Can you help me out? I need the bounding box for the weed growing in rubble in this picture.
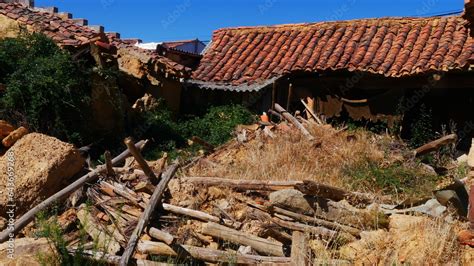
[344,160,439,196]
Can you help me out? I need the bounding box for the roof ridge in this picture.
[212,15,464,34]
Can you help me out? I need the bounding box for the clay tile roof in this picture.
[0,2,102,47]
[191,16,474,91]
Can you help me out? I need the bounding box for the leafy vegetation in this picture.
[344,160,440,196]
[0,33,94,144]
[407,103,435,148]
[134,104,256,160]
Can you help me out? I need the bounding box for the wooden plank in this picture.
[201,222,284,257]
[184,176,302,191]
[291,231,308,266]
[119,164,179,266]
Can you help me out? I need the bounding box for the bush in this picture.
[0,33,93,144]
[179,105,256,146]
[132,104,256,160]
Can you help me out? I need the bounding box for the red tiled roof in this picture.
[192,16,474,90]
[0,2,102,47]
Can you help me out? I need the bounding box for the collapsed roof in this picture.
[0,1,191,79]
[190,16,474,91]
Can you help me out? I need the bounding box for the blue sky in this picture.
[36,0,464,42]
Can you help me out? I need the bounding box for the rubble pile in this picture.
[0,105,473,265]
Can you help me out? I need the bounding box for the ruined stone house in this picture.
[186,14,474,143]
[0,0,192,134]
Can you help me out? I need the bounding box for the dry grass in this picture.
[186,122,472,264]
[188,123,438,199]
[337,214,466,265]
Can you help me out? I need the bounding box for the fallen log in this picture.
[0,140,147,243]
[137,241,291,264]
[274,103,315,141]
[119,164,179,266]
[148,227,174,245]
[184,176,302,191]
[295,180,372,205]
[272,206,361,236]
[201,222,285,256]
[162,203,220,223]
[272,217,356,244]
[414,134,457,157]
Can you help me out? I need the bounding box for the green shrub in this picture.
[408,104,434,148]
[0,33,93,144]
[344,160,439,196]
[179,104,256,146]
[133,104,255,160]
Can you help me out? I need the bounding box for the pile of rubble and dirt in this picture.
[0,105,473,265]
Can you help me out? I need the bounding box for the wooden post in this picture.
[272,81,277,110]
[0,140,147,243]
[286,83,293,111]
[119,164,179,266]
[124,137,158,182]
[291,231,308,266]
[274,103,314,141]
[470,185,474,230]
[104,150,115,176]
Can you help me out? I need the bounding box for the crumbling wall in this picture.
[0,14,21,39]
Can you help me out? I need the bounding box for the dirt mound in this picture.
[0,133,84,216]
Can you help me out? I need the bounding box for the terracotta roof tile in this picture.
[192,16,474,89]
[0,3,101,47]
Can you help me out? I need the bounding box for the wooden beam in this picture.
[274,103,314,141]
[272,206,361,236]
[291,231,308,266]
[136,241,291,264]
[414,134,457,157]
[286,83,293,111]
[300,99,323,124]
[119,164,179,266]
[148,227,174,245]
[201,222,285,257]
[184,176,302,191]
[295,180,372,205]
[124,137,158,182]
